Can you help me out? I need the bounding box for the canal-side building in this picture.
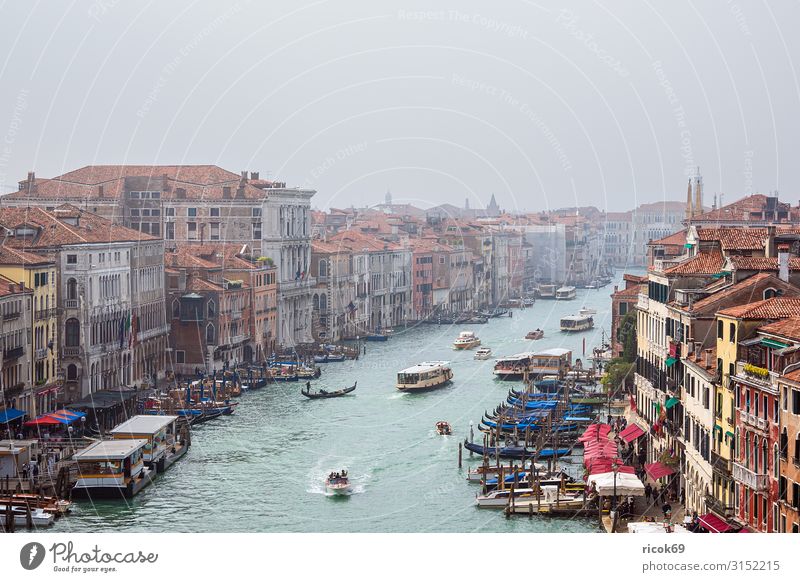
[778,363,800,533]
[610,274,645,359]
[0,276,33,413]
[0,246,59,416]
[0,206,167,401]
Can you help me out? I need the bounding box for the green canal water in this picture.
[52,275,634,533]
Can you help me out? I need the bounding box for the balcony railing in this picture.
[62,346,81,357]
[35,348,48,360]
[740,411,768,431]
[64,299,79,309]
[705,494,733,517]
[732,461,769,491]
[34,308,57,321]
[3,312,20,321]
[3,346,24,360]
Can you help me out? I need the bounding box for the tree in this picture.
[602,358,635,397]
[617,310,637,363]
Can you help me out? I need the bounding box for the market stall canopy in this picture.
[47,409,86,424]
[618,423,645,443]
[0,408,26,424]
[645,462,675,480]
[585,458,635,475]
[23,416,61,427]
[69,390,137,410]
[579,423,611,442]
[697,513,732,533]
[587,470,646,496]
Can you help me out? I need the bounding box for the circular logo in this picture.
[19,542,46,570]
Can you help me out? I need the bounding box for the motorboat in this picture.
[0,504,55,527]
[579,307,597,316]
[505,485,587,514]
[453,331,481,350]
[474,347,493,360]
[560,314,594,332]
[436,421,452,435]
[555,286,577,300]
[525,329,544,340]
[325,471,351,496]
[396,361,453,392]
[537,284,556,299]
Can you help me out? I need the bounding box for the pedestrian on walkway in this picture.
[645,483,652,502]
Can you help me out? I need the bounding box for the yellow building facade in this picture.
[0,246,59,416]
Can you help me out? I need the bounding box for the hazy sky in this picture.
[0,1,798,213]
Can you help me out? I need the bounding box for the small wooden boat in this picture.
[436,421,452,435]
[525,329,544,340]
[301,382,356,399]
[296,365,321,379]
[453,330,481,350]
[474,347,493,360]
[325,471,351,496]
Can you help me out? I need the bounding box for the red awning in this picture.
[619,423,645,443]
[585,459,635,474]
[645,462,675,480]
[23,416,61,427]
[697,513,732,533]
[579,423,611,442]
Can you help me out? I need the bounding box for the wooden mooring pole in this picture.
[458,442,463,468]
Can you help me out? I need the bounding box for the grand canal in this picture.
[52,277,633,533]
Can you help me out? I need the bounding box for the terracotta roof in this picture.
[612,285,640,299]
[0,245,52,266]
[649,229,687,247]
[717,297,800,319]
[664,251,725,275]
[692,194,795,223]
[2,165,286,202]
[328,230,401,252]
[757,317,800,342]
[685,345,717,373]
[729,256,800,271]
[186,278,223,292]
[0,205,157,247]
[781,368,800,383]
[696,227,768,250]
[0,274,32,298]
[689,273,797,313]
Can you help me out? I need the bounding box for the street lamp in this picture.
[611,457,620,511]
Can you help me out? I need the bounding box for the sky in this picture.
[0,0,798,213]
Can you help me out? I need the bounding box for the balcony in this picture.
[740,411,768,431]
[732,461,769,491]
[735,362,778,393]
[3,346,24,360]
[229,334,248,346]
[62,346,81,357]
[35,348,48,360]
[34,308,57,321]
[705,493,733,518]
[64,299,79,309]
[637,293,649,310]
[3,311,20,321]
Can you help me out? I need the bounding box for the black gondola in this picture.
[301,382,357,399]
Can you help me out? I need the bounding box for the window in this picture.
[793,389,800,415]
[206,324,215,344]
[165,207,175,217]
[66,364,77,380]
[729,322,736,342]
[252,222,262,239]
[188,222,198,240]
[188,208,197,217]
[207,299,216,317]
[65,318,80,347]
[176,350,185,364]
[67,278,77,300]
[717,320,723,339]
[141,209,151,217]
[619,302,628,316]
[166,222,175,240]
[210,223,220,241]
[150,223,160,236]
[67,254,77,264]
[211,208,220,217]
[252,208,262,217]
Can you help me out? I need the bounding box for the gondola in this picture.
[463,439,570,459]
[301,382,357,399]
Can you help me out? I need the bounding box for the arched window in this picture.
[207,299,216,317]
[762,440,768,475]
[206,323,215,345]
[312,294,320,310]
[66,364,77,380]
[764,288,778,300]
[172,299,180,319]
[319,259,328,277]
[774,444,779,478]
[319,294,327,311]
[65,318,80,347]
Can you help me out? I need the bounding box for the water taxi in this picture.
[453,331,481,350]
[72,439,154,499]
[0,504,55,527]
[325,470,351,496]
[579,307,597,316]
[555,286,577,300]
[494,349,573,380]
[560,314,594,332]
[436,421,452,435]
[396,361,453,392]
[505,485,587,514]
[525,329,544,340]
[474,347,493,360]
[109,415,187,473]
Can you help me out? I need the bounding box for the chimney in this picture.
[766,226,777,257]
[98,185,104,197]
[176,187,186,199]
[779,247,790,282]
[704,348,712,369]
[240,170,248,183]
[694,341,702,357]
[251,171,259,181]
[222,186,232,199]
